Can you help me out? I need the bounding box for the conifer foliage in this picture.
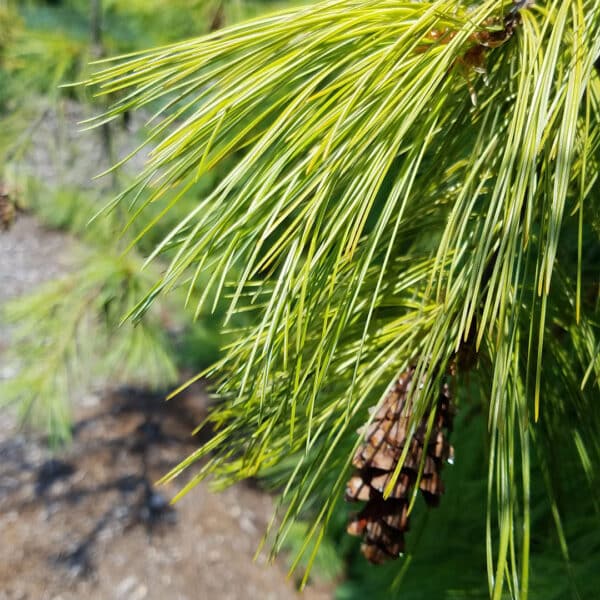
[81,0,600,596]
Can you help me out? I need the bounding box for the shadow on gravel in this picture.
[0,384,207,579]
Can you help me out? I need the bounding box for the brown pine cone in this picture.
[345,366,454,563]
[0,185,17,231]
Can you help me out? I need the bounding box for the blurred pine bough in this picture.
[1,247,180,442]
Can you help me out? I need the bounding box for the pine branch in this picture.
[79,0,600,596]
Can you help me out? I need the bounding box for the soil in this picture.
[0,217,333,599]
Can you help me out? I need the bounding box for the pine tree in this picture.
[80,0,600,597]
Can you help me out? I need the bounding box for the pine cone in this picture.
[345,366,454,563]
[0,186,16,231]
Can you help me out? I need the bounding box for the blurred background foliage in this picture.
[1,0,247,441]
[1,1,599,598]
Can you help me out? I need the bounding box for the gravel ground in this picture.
[0,216,75,303]
[0,217,333,598]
